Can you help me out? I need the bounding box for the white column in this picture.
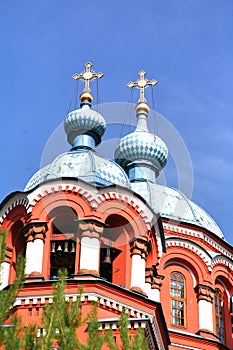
[195,284,215,332]
[0,262,10,290]
[0,247,12,289]
[130,239,148,294]
[79,236,100,272]
[23,222,47,276]
[147,285,160,302]
[131,254,146,291]
[198,299,214,331]
[25,240,34,275]
[79,221,103,274]
[32,238,44,274]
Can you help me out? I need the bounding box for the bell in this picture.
[64,241,69,253]
[51,242,56,253]
[71,242,75,253]
[103,248,111,264]
[56,244,62,253]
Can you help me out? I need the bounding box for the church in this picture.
[0,62,233,349]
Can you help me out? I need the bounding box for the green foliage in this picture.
[0,229,25,346]
[0,235,150,350]
[36,270,149,350]
[109,308,149,350]
[3,317,21,350]
[40,269,86,350]
[118,308,131,350]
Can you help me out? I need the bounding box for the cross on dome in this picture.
[127,70,157,102]
[72,62,103,92]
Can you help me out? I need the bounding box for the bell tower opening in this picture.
[10,220,25,282]
[100,215,132,287]
[49,206,78,279]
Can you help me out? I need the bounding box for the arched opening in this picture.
[49,206,78,279]
[10,220,25,281]
[100,215,132,287]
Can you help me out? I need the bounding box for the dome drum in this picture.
[127,160,158,183]
[70,132,99,150]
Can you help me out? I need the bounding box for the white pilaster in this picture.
[79,236,100,272]
[130,254,146,292]
[25,241,34,275]
[33,239,44,274]
[146,284,160,302]
[22,221,47,276]
[195,284,215,332]
[0,262,10,290]
[198,299,214,331]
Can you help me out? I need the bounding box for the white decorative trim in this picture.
[97,318,148,331]
[13,292,150,319]
[26,181,154,231]
[212,255,233,271]
[27,183,95,208]
[151,318,164,350]
[171,343,204,350]
[165,238,212,271]
[0,195,29,224]
[163,223,233,262]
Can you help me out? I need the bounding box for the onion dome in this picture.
[114,70,168,182]
[64,62,106,149]
[24,62,130,190]
[64,99,106,149]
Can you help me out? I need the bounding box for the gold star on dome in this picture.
[127,70,157,102]
[72,62,103,92]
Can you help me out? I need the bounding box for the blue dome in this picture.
[131,181,224,239]
[114,129,168,172]
[24,149,130,191]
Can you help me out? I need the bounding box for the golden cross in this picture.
[127,70,157,102]
[72,62,103,92]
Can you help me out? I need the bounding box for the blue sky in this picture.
[1,0,233,244]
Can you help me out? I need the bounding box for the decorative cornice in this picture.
[0,195,29,223]
[165,237,233,273]
[130,238,149,259]
[26,182,153,231]
[79,221,104,239]
[21,221,48,242]
[145,265,164,290]
[13,292,151,320]
[165,238,212,271]
[194,284,215,303]
[211,255,233,271]
[163,223,233,261]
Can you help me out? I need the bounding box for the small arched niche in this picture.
[48,206,78,279]
[100,214,133,288]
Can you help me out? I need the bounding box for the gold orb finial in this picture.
[135,101,150,115]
